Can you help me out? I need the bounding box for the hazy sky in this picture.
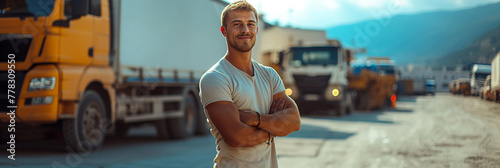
[225,0,500,29]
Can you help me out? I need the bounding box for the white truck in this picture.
[257,28,352,116]
[470,64,492,96]
[492,52,500,102]
[278,44,353,116]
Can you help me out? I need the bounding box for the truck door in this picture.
[89,0,110,66]
[59,0,94,65]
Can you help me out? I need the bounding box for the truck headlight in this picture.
[286,88,293,96]
[28,77,55,91]
[332,89,340,97]
[325,86,343,100]
[286,86,299,99]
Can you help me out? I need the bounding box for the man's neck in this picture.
[225,49,254,76]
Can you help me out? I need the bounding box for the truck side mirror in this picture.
[72,0,89,19]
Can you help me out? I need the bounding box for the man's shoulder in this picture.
[201,60,230,84]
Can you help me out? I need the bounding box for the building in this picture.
[399,65,470,92]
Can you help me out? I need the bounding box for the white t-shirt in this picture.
[199,58,285,168]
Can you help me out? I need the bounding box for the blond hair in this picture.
[221,1,259,28]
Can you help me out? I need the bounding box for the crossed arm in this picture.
[205,91,301,147]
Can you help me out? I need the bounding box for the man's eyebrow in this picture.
[231,20,256,23]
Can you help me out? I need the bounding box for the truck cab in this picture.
[0,0,216,152]
[279,45,351,116]
[471,64,492,96]
[426,79,436,95]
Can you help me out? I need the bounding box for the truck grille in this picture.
[0,34,32,63]
[0,72,26,112]
[293,75,331,94]
[476,79,486,88]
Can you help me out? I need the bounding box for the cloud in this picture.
[347,0,389,9]
[229,0,500,28]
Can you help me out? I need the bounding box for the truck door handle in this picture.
[88,47,94,57]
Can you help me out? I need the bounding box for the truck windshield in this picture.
[474,73,489,79]
[378,65,395,75]
[290,47,338,66]
[0,0,55,17]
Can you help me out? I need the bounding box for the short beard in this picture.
[228,35,255,52]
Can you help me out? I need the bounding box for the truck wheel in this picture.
[345,92,354,115]
[63,90,107,153]
[167,96,197,139]
[334,101,346,117]
[356,91,370,111]
[114,122,130,138]
[195,99,210,135]
[495,92,499,103]
[155,120,170,139]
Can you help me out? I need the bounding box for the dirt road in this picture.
[277,93,500,168]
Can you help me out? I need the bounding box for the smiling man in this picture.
[199,1,301,168]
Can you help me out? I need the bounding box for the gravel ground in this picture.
[276,93,500,168]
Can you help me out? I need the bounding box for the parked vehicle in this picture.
[458,78,471,96]
[479,75,493,101]
[412,78,427,95]
[347,57,397,111]
[470,64,491,96]
[492,52,500,102]
[396,79,414,95]
[271,44,353,116]
[0,0,227,151]
[425,79,436,95]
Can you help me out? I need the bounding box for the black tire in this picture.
[195,97,210,135]
[167,96,197,139]
[333,101,346,117]
[355,91,370,111]
[63,90,107,153]
[155,120,170,139]
[345,91,355,115]
[114,122,130,138]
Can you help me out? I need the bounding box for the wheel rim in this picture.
[82,101,104,145]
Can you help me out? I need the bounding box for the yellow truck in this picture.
[0,0,227,152]
[346,56,397,111]
[453,78,471,96]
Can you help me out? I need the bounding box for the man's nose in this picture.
[241,25,250,33]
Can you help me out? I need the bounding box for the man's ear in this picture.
[257,27,259,34]
[221,26,226,37]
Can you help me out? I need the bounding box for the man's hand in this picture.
[270,99,286,114]
[238,92,300,137]
[239,110,259,127]
[239,98,286,127]
[206,101,273,147]
[258,91,301,137]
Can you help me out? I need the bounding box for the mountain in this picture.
[326,2,500,66]
[435,25,500,68]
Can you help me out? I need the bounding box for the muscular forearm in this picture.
[225,123,273,147]
[259,108,301,136]
[239,107,300,136]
